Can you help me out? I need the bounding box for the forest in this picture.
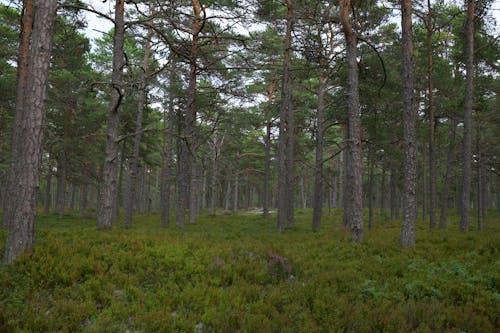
[0,0,499,331]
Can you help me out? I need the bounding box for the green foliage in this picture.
[0,211,498,332]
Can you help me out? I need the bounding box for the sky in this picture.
[80,0,500,43]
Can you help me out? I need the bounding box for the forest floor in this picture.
[0,209,499,332]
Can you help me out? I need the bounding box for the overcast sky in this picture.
[81,0,500,42]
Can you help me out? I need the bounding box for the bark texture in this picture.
[263,85,273,219]
[439,117,457,228]
[401,0,417,247]
[312,66,326,232]
[177,0,202,227]
[460,0,474,232]
[3,0,34,228]
[97,0,125,229]
[4,0,58,264]
[426,0,437,230]
[340,0,363,242]
[277,0,294,232]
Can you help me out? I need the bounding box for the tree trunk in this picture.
[401,0,417,248]
[421,140,427,220]
[368,144,375,231]
[124,20,153,226]
[277,0,294,231]
[97,0,125,229]
[476,126,483,230]
[4,0,57,264]
[460,0,474,232]
[263,84,273,219]
[189,159,198,223]
[439,117,457,229]
[161,88,175,227]
[2,0,34,229]
[380,161,387,219]
[426,0,437,229]
[69,184,76,210]
[177,0,202,227]
[55,158,66,218]
[79,184,88,215]
[44,159,53,215]
[340,0,363,242]
[233,172,239,211]
[210,141,218,216]
[224,178,231,211]
[312,64,326,232]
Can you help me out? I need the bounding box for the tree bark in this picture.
[390,162,398,219]
[44,159,53,215]
[97,0,125,229]
[4,0,57,264]
[401,0,417,248]
[263,84,273,219]
[210,140,218,216]
[368,144,375,231]
[161,84,175,227]
[340,0,363,242]
[189,159,198,223]
[312,64,326,232]
[124,19,153,226]
[426,0,437,230]
[233,172,239,211]
[460,0,474,232]
[3,0,34,228]
[439,117,457,229]
[380,160,387,219]
[177,0,202,227]
[55,158,66,218]
[277,0,294,231]
[79,184,88,215]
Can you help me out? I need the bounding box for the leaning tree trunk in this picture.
[2,0,34,229]
[97,0,125,229]
[4,0,57,264]
[401,0,417,248]
[460,0,474,232]
[277,0,294,231]
[340,0,363,242]
[312,63,326,232]
[124,20,153,226]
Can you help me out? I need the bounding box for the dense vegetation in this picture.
[1,210,499,332]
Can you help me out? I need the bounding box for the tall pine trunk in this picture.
[401,0,417,247]
[426,0,437,229]
[312,63,326,232]
[44,158,53,215]
[277,0,294,231]
[460,0,474,232]
[263,85,273,219]
[97,0,125,229]
[124,19,153,226]
[4,0,57,264]
[55,158,66,218]
[340,0,363,242]
[439,117,457,228]
[3,0,34,229]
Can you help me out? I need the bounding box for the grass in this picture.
[0,209,499,332]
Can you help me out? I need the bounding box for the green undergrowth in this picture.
[0,209,499,332]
